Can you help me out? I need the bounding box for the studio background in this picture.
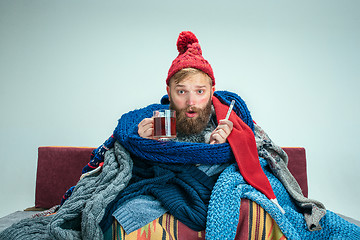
[1,0,359,221]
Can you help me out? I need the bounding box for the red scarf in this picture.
[212,96,276,201]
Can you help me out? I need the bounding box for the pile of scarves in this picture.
[1,90,359,240]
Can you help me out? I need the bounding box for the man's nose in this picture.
[187,92,196,106]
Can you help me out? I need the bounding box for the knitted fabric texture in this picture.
[60,91,249,205]
[62,90,325,231]
[1,91,357,239]
[110,111,222,234]
[0,142,133,240]
[112,195,167,234]
[212,96,276,201]
[205,159,360,240]
[113,90,278,213]
[254,123,326,231]
[113,91,253,166]
[82,134,116,174]
[100,157,216,232]
[166,31,215,85]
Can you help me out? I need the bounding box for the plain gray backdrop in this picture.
[0,0,359,221]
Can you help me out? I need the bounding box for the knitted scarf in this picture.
[113,92,240,165]
[0,142,133,240]
[206,159,360,240]
[83,91,254,168]
[113,90,277,205]
[99,156,216,232]
[2,91,359,240]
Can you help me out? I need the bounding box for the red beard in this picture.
[170,98,212,135]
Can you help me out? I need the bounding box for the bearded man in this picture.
[2,31,359,240]
[138,67,233,144]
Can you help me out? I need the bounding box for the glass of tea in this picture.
[153,109,176,140]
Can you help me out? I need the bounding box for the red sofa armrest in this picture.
[35,146,95,208]
[34,146,308,209]
[282,147,308,197]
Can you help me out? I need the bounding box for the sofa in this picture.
[34,146,309,209]
[1,146,358,233]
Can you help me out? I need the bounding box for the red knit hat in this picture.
[166,31,215,86]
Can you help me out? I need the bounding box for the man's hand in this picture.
[138,118,154,139]
[209,119,233,144]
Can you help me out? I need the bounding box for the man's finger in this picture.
[139,118,153,128]
[214,128,226,139]
[210,132,222,144]
[217,120,233,135]
[138,118,154,138]
[143,127,154,138]
[218,119,233,129]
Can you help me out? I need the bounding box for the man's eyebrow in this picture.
[174,85,207,88]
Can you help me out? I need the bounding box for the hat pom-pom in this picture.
[177,31,199,54]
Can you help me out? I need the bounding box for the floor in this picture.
[1,210,359,234]
[0,211,38,233]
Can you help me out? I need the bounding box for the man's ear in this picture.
[166,85,171,101]
[211,86,215,96]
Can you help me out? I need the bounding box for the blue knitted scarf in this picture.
[99,156,216,232]
[92,90,255,232]
[112,90,253,164]
[70,90,360,239]
[206,159,360,240]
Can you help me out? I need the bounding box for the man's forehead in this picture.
[170,73,212,88]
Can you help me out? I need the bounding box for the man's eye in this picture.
[198,90,204,94]
[178,90,185,94]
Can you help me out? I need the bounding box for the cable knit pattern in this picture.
[2,91,358,240]
[99,158,216,232]
[0,142,132,240]
[60,91,253,206]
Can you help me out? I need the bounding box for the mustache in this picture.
[184,106,200,113]
[169,98,212,135]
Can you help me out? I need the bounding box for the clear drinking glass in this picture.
[153,109,176,140]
